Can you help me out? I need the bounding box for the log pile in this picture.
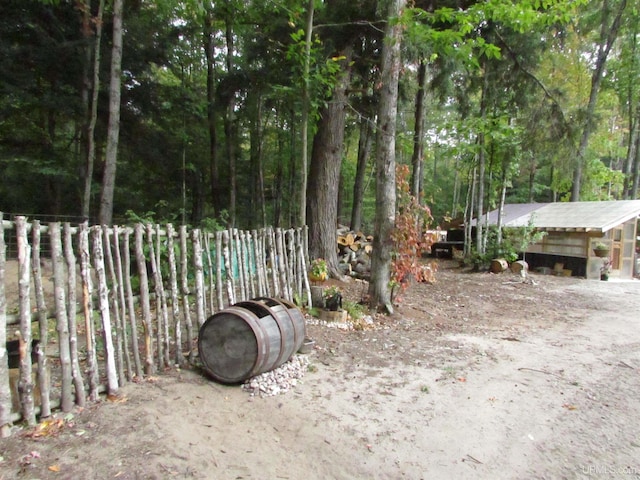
[336,227,373,279]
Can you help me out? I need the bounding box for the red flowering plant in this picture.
[390,165,438,302]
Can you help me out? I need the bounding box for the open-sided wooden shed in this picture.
[477,200,640,280]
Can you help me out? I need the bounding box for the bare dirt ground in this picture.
[2,260,640,480]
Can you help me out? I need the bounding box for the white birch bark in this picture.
[64,223,86,407]
[234,229,246,301]
[15,218,35,424]
[215,231,224,309]
[79,223,100,401]
[102,225,125,383]
[112,226,132,379]
[50,223,74,412]
[166,224,183,367]
[91,227,119,395]
[0,213,10,436]
[179,226,195,363]
[222,230,235,305]
[31,221,51,418]
[191,229,206,326]
[123,229,143,378]
[134,224,154,375]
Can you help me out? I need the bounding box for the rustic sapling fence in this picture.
[0,215,311,434]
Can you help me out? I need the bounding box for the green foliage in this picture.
[322,285,342,301]
[470,218,547,269]
[506,218,548,257]
[284,8,345,121]
[0,0,634,235]
[342,299,365,321]
[201,213,228,233]
[310,258,328,278]
[469,227,515,269]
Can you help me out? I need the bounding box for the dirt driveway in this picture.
[1,261,640,479]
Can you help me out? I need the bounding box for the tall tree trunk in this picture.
[99,0,123,225]
[623,108,639,198]
[307,51,352,278]
[350,115,374,232]
[632,131,640,198]
[451,154,461,218]
[622,22,639,199]
[288,107,297,227]
[190,170,204,224]
[274,113,286,228]
[80,1,91,217]
[249,92,266,229]
[475,60,489,255]
[571,0,627,201]
[224,9,237,227]
[299,0,314,228]
[203,4,221,217]
[368,0,405,313]
[411,59,427,199]
[81,0,104,221]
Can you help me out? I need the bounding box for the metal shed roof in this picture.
[476,200,640,232]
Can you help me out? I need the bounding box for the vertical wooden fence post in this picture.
[91,227,119,396]
[112,226,133,380]
[215,231,224,309]
[267,227,279,298]
[203,232,215,316]
[298,230,312,307]
[243,231,256,299]
[16,217,36,424]
[146,224,167,371]
[234,229,247,301]
[50,223,74,412]
[222,230,235,305]
[64,223,86,407]
[79,223,100,401]
[252,230,263,297]
[191,229,206,327]
[0,213,10,437]
[122,229,143,378]
[275,228,289,300]
[166,224,183,367]
[155,224,171,369]
[134,224,154,375]
[31,220,51,418]
[179,226,195,363]
[102,225,126,384]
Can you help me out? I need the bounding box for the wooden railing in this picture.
[0,215,310,432]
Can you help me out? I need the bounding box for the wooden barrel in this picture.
[198,297,306,384]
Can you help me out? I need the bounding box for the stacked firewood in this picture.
[336,226,373,278]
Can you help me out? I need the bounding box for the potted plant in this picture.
[309,258,328,282]
[600,258,612,281]
[593,242,610,258]
[323,285,343,311]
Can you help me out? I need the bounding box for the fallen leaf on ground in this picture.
[107,394,128,403]
[24,419,65,438]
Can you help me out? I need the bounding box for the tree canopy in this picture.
[1,0,637,253]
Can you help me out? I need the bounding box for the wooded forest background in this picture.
[1,0,639,248]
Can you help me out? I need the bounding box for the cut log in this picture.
[510,260,528,275]
[490,258,509,273]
